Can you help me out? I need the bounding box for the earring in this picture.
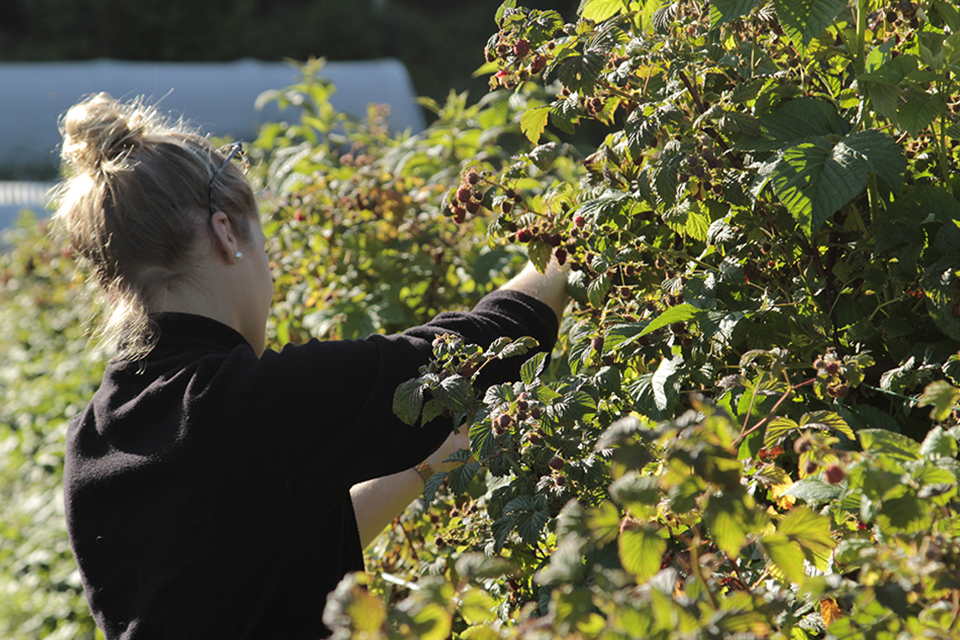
[234,251,243,261]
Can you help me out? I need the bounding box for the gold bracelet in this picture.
[414,461,434,484]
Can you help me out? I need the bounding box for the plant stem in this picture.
[734,378,817,446]
[855,0,867,76]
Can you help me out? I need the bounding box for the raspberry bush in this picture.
[254,1,960,639]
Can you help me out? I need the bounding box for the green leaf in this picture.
[837,129,906,192]
[710,0,759,27]
[639,303,703,337]
[503,494,551,544]
[410,602,452,640]
[499,336,539,359]
[651,354,683,412]
[773,0,845,51]
[761,534,807,585]
[772,137,868,236]
[778,506,835,560]
[495,0,517,24]
[800,410,855,441]
[618,525,666,582]
[587,272,611,308]
[917,380,960,422]
[556,50,606,94]
[586,500,622,545]
[455,552,517,580]
[527,239,553,272]
[434,374,474,412]
[763,416,800,450]
[750,97,850,149]
[578,0,628,21]
[785,478,843,503]
[898,93,947,136]
[859,428,921,461]
[521,352,548,385]
[702,489,754,557]
[394,378,426,426]
[521,106,551,145]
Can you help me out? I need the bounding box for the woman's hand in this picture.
[421,423,470,476]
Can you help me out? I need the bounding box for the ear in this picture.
[208,211,243,264]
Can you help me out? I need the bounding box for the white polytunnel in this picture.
[0,58,425,231]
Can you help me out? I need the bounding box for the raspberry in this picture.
[546,233,562,247]
[500,200,514,214]
[531,55,547,74]
[513,39,530,58]
[824,464,846,484]
[457,187,472,203]
[466,171,481,185]
[554,248,567,266]
[530,406,542,420]
[793,435,812,455]
[294,209,304,222]
[517,396,529,411]
[454,209,466,224]
[451,205,467,220]
[496,413,513,432]
[549,456,565,471]
[803,459,819,476]
[591,335,604,353]
[554,475,567,487]
[485,46,496,63]
[824,361,840,375]
[574,214,585,228]
[528,432,542,445]
[466,200,481,214]
[516,228,533,243]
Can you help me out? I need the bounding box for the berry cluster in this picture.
[483,7,556,90]
[814,352,849,398]
[446,169,485,224]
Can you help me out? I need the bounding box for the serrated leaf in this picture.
[785,478,843,503]
[837,129,906,191]
[772,136,868,236]
[410,601,452,640]
[579,0,628,21]
[762,534,807,585]
[710,0,760,27]
[859,428,920,461]
[917,380,960,422]
[521,352,548,385]
[800,410,855,441]
[504,494,551,544]
[639,303,703,337]
[773,0,845,51]
[521,106,551,145]
[394,378,426,426]
[651,355,683,412]
[586,500,622,545]
[434,374,474,412]
[449,460,481,493]
[898,93,947,136]
[529,142,559,170]
[495,0,517,24]
[499,336,539,359]
[619,525,666,582]
[422,470,448,505]
[764,417,800,450]
[556,50,605,94]
[587,272,611,308]
[778,506,835,559]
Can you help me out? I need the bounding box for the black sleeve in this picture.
[243,290,558,490]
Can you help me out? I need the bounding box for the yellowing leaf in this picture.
[761,533,807,585]
[520,106,551,145]
[820,597,844,628]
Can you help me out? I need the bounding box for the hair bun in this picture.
[60,92,152,173]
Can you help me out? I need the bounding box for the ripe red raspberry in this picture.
[456,187,472,203]
[513,39,530,58]
[466,201,481,214]
[824,464,846,484]
[546,233,562,247]
[554,248,567,266]
[531,55,547,74]
[549,456,565,471]
[824,361,840,375]
[574,215,585,228]
[454,209,466,224]
[294,209,304,222]
[516,228,533,243]
[466,171,481,185]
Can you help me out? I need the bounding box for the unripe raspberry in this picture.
[485,46,496,63]
[549,456,565,471]
[466,200,481,214]
[531,55,547,74]
[793,435,812,455]
[466,171,481,185]
[500,200,514,214]
[528,431,542,445]
[824,464,846,484]
[591,335,604,353]
[457,187,472,203]
[803,459,819,476]
[495,413,513,433]
[554,475,566,487]
[530,406,542,420]
[517,396,529,411]
[513,39,530,58]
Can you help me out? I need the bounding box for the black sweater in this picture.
[63,290,558,640]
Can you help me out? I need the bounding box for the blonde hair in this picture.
[52,92,257,360]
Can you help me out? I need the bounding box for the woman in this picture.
[55,92,566,639]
